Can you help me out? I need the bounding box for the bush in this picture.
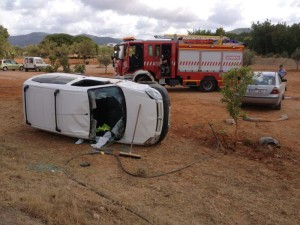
[243,49,254,66]
[43,65,59,73]
[74,64,85,74]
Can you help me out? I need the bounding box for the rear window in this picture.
[253,74,275,85]
[32,75,76,84]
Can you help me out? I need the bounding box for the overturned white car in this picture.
[23,73,170,145]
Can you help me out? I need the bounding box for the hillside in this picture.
[228,28,251,34]
[8,32,121,47]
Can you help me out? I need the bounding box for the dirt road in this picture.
[0,62,299,225]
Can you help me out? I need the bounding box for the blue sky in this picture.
[1,0,299,39]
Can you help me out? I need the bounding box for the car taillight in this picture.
[270,87,280,94]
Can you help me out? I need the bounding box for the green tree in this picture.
[0,25,9,39]
[23,45,40,56]
[42,33,73,47]
[0,25,10,58]
[97,55,112,73]
[72,39,97,63]
[220,67,253,147]
[243,49,255,66]
[291,48,300,71]
[215,27,226,36]
[187,28,213,36]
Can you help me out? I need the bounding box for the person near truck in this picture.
[278,64,287,80]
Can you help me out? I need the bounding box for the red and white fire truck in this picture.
[113,34,245,92]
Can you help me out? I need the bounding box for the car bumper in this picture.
[242,96,281,105]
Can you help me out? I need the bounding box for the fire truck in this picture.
[113,34,245,92]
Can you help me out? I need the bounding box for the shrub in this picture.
[73,64,85,74]
[243,49,254,66]
[220,67,254,147]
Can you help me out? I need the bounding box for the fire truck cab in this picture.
[114,35,244,92]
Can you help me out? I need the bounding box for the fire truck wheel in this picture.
[199,79,216,92]
[147,83,170,144]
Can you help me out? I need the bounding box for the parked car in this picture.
[23,73,170,145]
[0,59,24,71]
[242,71,286,110]
[23,57,51,72]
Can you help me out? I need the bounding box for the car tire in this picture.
[3,66,8,71]
[274,101,281,110]
[19,66,24,71]
[35,67,40,72]
[147,83,170,144]
[199,79,216,92]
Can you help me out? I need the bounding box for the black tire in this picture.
[274,101,281,110]
[19,66,24,71]
[147,83,170,145]
[25,69,28,72]
[35,67,40,72]
[199,79,216,92]
[3,66,8,71]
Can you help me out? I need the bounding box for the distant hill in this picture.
[228,28,251,34]
[8,32,122,47]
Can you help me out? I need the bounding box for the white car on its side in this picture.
[23,73,170,145]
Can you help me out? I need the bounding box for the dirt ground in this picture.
[0,59,299,225]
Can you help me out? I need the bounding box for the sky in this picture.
[1,0,300,39]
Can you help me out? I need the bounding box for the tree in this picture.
[97,55,112,73]
[187,28,213,36]
[0,25,10,58]
[291,48,300,71]
[243,49,255,66]
[216,27,226,36]
[42,33,73,47]
[220,67,253,147]
[0,25,9,39]
[72,39,97,63]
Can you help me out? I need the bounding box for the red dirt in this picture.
[0,60,299,225]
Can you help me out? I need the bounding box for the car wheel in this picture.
[3,66,8,71]
[19,66,24,71]
[147,83,170,144]
[199,79,216,92]
[35,67,40,72]
[25,69,28,72]
[274,101,281,110]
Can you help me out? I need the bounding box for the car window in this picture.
[253,74,275,85]
[32,75,77,84]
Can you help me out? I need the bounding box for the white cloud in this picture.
[0,0,299,39]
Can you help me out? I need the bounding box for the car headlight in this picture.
[145,88,162,100]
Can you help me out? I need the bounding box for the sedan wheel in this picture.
[3,66,8,71]
[274,101,281,110]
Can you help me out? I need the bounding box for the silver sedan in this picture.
[242,71,286,110]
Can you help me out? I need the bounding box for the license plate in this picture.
[248,89,265,94]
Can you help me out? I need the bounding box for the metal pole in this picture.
[130,104,141,152]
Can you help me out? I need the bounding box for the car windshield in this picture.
[88,86,126,139]
[253,73,276,85]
